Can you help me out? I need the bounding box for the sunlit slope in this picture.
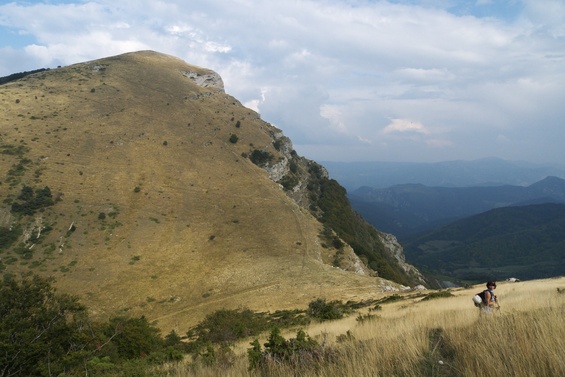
[0,51,394,330]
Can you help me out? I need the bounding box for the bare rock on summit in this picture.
[180,70,225,91]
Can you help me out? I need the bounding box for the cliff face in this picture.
[379,233,424,280]
[253,131,425,286]
[180,70,225,91]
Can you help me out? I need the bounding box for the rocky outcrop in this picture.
[181,70,224,91]
[335,244,376,276]
[379,232,426,284]
[256,127,425,286]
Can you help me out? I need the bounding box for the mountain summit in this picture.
[0,51,421,331]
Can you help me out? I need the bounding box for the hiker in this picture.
[480,281,498,314]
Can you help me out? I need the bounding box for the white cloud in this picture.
[357,136,372,145]
[522,0,565,36]
[203,41,231,53]
[0,0,564,164]
[320,105,349,134]
[383,119,430,135]
[395,68,455,82]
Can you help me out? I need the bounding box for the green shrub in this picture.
[248,327,319,370]
[187,308,267,349]
[14,245,33,260]
[11,185,54,215]
[147,346,184,364]
[103,316,163,360]
[164,330,182,347]
[307,298,345,321]
[279,174,299,190]
[332,237,344,249]
[0,225,21,250]
[0,274,191,376]
[421,291,454,301]
[247,339,263,370]
[289,160,298,173]
[269,309,310,328]
[333,248,344,267]
[0,275,87,376]
[263,327,289,360]
[1,144,28,156]
[229,134,239,143]
[108,210,120,218]
[6,162,29,181]
[273,139,283,151]
[86,356,116,374]
[249,149,273,167]
[200,342,216,366]
[376,294,403,304]
[18,185,34,201]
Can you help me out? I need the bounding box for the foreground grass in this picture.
[162,277,565,377]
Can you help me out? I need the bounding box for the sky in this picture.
[1,0,564,164]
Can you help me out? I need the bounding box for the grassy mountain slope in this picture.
[0,51,419,331]
[403,203,565,283]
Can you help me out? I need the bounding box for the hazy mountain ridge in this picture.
[349,176,565,239]
[0,51,422,331]
[323,158,565,191]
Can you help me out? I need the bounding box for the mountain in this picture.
[0,51,422,332]
[402,203,565,284]
[349,176,565,239]
[323,159,565,191]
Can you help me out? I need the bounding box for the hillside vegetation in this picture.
[0,51,421,333]
[174,277,565,377]
[403,203,565,283]
[4,273,563,376]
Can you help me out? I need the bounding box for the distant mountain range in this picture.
[347,176,565,285]
[349,176,565,239]
[402,203,565,284]
[323,158,565,191]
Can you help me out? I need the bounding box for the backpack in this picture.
[472,290,488,307]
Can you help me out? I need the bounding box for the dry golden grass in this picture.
[0,51,397,333]
[165,277,565,377]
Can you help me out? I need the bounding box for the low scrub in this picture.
[249,149,273,167]
[247,327,327,371]
[5,278,564,376]
[10,185,55,215]
[307,298,349,321]
[0,275,183,377]
[166,279,565,377]
[185,307,311,355]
